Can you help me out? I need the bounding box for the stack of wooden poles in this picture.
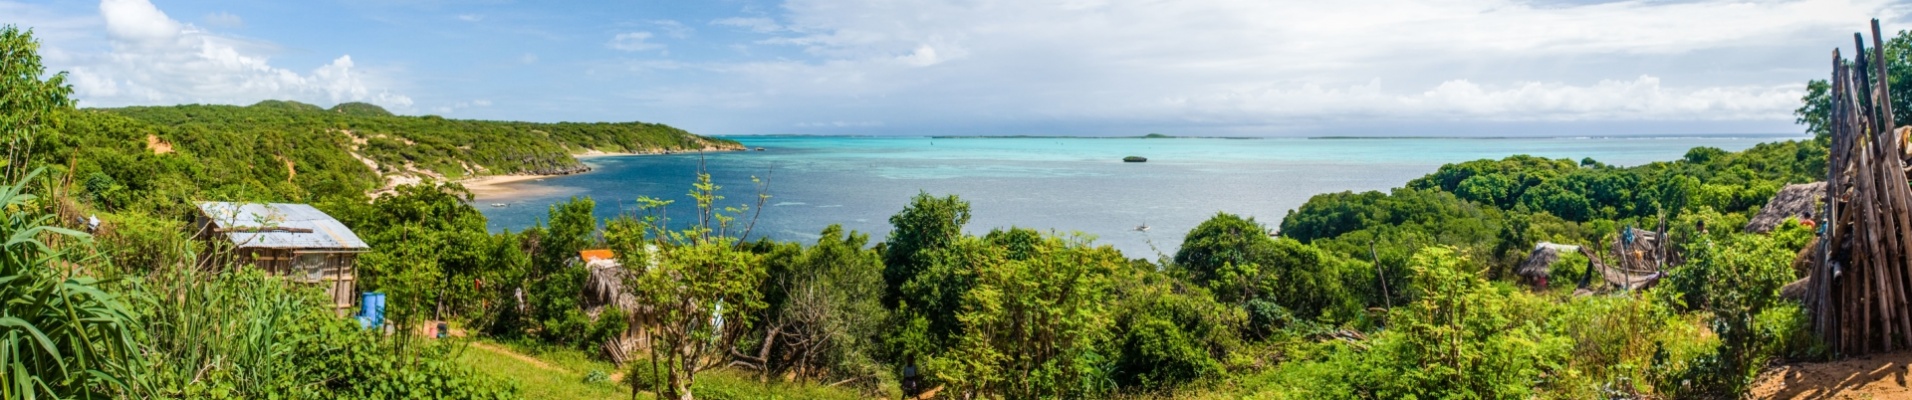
[1806,19,1912,356]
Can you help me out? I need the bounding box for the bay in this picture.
[477,135,1796,258]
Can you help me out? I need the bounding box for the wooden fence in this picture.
[1805,19,1912,355]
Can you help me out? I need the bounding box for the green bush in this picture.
[1546,249,1589,290]
[1657,233,1797,397]
[1110,281,1244,389]
[0,170,144,399]
[141,266,519,399]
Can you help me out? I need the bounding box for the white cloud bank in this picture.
[60,0,412,111]
[609,32,663,52]
[665,0,1904,132]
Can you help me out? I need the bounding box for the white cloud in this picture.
[712,17,781,33]
[649,19,693,38]
[201,11,242,29]
[519,53,538,64]
[432,99,492,114]
[457,13,483,22]
[1162,76,1803,123]
[653,0,1904,132]
[608,31,662,52]
[54,0,413,111]
[100,0,179,42]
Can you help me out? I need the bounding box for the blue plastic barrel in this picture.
[357,292,386,329]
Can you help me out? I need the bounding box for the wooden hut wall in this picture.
[234,248,360,314]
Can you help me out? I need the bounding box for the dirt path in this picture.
[1752,351,1912,399]
[467,341,567,374]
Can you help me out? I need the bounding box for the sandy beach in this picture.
[464,147,746,199]
[461,174,567,199]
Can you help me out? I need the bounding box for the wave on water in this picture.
[774,202,808,206]
[780,229,825,240]
[817,204,844,208]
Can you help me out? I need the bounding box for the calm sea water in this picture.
[477,135,1795,258]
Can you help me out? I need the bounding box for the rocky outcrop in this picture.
[524,164,591,176]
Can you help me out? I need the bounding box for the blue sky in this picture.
[3,0,1907,136]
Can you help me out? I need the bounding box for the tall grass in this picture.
[140,266,326,397]
[0,169,143,399]
[135,234,518,398]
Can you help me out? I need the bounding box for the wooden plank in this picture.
[1875,20,1897,138]
[1825,53,1848,350]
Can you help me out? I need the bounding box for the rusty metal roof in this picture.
[197,202,370,250]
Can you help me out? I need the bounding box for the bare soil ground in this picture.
[1753,351,1912,399]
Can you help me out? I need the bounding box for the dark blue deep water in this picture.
[477,135,1792,258]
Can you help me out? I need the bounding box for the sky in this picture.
[2,0,1907,136]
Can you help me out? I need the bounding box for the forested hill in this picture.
[38,100,737,214]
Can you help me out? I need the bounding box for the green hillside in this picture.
[38,100,737,214]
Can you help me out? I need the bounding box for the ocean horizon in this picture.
[476,134,1803,257]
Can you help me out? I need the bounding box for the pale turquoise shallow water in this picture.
[478,135,1797,258]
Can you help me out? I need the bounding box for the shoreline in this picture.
[574,147,747,159]
[466,147,748,199]
[461,174,567,200]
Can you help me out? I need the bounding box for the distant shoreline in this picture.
[574,146,747,159]
[462,174,567,200]
[467,148,747,199]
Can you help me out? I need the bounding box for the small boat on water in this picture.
[755,147,766,151]
[1135,222,1150,232]
[1124,156,1148,163]
[491,203,507,207]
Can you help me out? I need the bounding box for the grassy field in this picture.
[457,340,630,400]
[456,339,868,400]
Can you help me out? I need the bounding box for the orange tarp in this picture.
[579,249,615,262]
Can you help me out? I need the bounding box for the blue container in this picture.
[357,292,386,329]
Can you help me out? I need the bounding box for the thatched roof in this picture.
[582,255,637,312]
[572,249,656,366]
[1516,242,1580,281]
[1745,182,1826,233]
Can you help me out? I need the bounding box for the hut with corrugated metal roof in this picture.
[195,202,369,314]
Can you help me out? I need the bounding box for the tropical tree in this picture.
[918,229,1127,398]
[608,169,769,400]
[0,25,73,181]
[736,225,890,385]
[881,192,970,307]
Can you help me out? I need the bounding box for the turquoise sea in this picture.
[477,135,1796,258]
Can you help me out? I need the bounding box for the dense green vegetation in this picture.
[32,89,737,219]
[2,22,1885,399]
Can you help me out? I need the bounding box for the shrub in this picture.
[142,266,520,399]
[0,170,144,399]
[1656,233,1797,397]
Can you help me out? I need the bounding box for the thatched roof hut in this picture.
[1516,242,1580,286]
[1745,182,1826,233]
[580,250,637,313]
[575,248,658,365]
